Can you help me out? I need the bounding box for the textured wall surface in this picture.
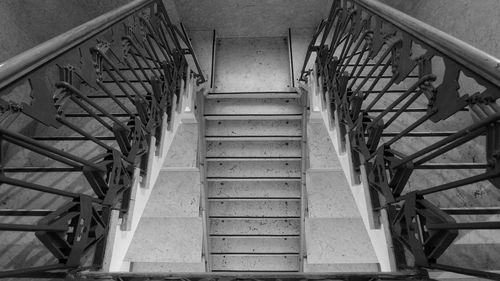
[174,0,332,37]
[379,0,500,58]
[0,0,136,62]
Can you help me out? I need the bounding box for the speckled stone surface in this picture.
[209,199,300,217]
[305,217,378,264]
[306,170,362,218]
[307,121,341,169]
[163,123,198,168]
[206,119,301,136]
[142,170,201,217]
[207,160,301,178]
[207,140,301,158]
[205,98,302,115]
[304,258,379,272]
[208,180,301,198]
[211,237,300,253]
[213,37,291,92]
[131,261,205,272]
[211,254,299,271]
[210,218,300,235]
[125,217,203,263]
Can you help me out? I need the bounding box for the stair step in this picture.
[205,120,301,137]
[211,254,300,272]
[207,177,301,182]
[206,157,301,161]
[208,199,300,217]
[211,237,300,254]
[207,160,301,178]
[205,136,302,141]
[208,181,300,198]
[205,98,301,115]
[206,92,300,99]
[204,114,302,120]
[206,140,301,158]
[210,218,300,235]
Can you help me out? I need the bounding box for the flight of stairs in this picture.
[204,92,304,272]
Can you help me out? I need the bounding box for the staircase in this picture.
[204,92,304,272]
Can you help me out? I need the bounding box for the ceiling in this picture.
[173,0,332,37]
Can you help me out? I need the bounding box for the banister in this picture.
[301,0,500,279]
[0,0,206,90]
[353,0,500,88]
[0,0,155,89]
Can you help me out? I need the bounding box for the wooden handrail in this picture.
[354,0,500,88]
[0,0,155,89]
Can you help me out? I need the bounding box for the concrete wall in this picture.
[0,0,136,62]
[378,0,500,58]
[175,0,331,37]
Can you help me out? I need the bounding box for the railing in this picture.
[300,0,500,280]
[0,0,204,278]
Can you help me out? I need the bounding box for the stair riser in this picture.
[208,181,300,198]
[211,255,299,271]
[207,141,301,158]
[207,160,301,178]
[210,219,300,235]
[206,120,301,136]
[210,237,300,253]
[209,200,300,217]
[205,98,301,115]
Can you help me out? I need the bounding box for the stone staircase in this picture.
[204,92,303,272]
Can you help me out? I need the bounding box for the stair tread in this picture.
[206,157,301,161]
[205,114,302,121]
[211,254,300,271]
[210,218,300,235]
[207,160,301,178]
[208,181,301,198]
[211,236,300,254]
[209,200,300,217]
[205,97,301,116]
[206,120,302,137]
[206,140,301,158]
[207,92,300,99]
[206,136,302,141]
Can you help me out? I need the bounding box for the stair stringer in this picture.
[101,75,206,272]
[300,70,397,272]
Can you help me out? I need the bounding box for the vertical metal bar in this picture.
[210,29,217,89]
[288,28,295,88]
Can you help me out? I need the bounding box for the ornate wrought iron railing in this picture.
[300,0,500,280]
[0,0,204,278]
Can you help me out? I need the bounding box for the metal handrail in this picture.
[0,0,205,89]
[354,0,500,89]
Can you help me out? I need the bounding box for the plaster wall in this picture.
[175,0,331,38]
[378,0,500,59]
